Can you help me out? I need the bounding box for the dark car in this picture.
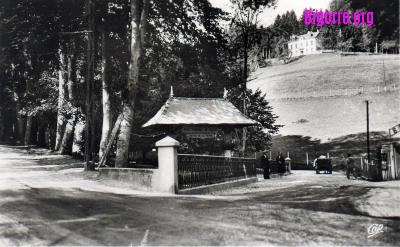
[315,158,332,174]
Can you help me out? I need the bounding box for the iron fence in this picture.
[178,154,257,189]
[256,160,279,175]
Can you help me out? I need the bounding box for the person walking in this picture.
[276,152,285,179]
[346,153,357,179]
[261,151,270,179]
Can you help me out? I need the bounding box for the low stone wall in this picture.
[98,137,262,194]
[99,168,159,192]
[177,177,258,195]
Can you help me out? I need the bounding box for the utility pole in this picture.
[84,0,95,171]
[241,31,248,157]
[383,58,386,91]
[365,100,370,164]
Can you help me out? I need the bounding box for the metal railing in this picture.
[256,160,279,175]
[177,154,257,189]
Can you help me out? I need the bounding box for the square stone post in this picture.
[285,157,291,174]
[156,136,180,194]
[223,131,233,157]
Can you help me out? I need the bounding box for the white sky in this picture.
[209,0,331,27]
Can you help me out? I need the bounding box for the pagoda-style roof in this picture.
[142,97,258,127]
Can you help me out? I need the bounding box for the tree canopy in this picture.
[0,0,281,159]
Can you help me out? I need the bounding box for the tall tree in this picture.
[99,28,112,158]
[228,87,279,153]
[54,0,84,152]
[59,36,80,154]
[97,1,129,159]
[55,47,67,150]
[229,0,277,155]
[115,0,150,167]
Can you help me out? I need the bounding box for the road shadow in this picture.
[1,184,399,246]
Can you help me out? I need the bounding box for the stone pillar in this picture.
[285,157,292,174]
[156,136,180,194]
[223,132,233,157]
[224,150,232,158]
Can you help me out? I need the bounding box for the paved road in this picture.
[0,145,399,246]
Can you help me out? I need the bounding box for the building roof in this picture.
[142,97,258,127]
[289,31,320,42]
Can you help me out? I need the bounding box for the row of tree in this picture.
[0,0,280,167]
[260,0,399,60]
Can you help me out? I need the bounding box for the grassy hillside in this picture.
[248,54,400,98]
[248,54,400,163]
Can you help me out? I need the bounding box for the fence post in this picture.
[156,136,180,194]
[306,152,309,166]
[360,157,363,172]
[285,157,291,174]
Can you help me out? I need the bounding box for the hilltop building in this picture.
[288,30,323,57]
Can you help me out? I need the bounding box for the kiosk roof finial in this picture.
[223,87,228,99]
[170,85,174,98]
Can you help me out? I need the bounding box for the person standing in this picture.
[276,152,285,179]
[261,151,270,179]
[346,153,357,179]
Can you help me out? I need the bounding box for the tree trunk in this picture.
[59,118,76,154]
[242,32,248,156]
[15,101,24,144]
[37,116,47,148]
[55,49,66,151]
[116,105,134,167]
[0,111,2,138]
[60,41,78,154]
[67,53,76,102]
[2,110,14,140]
[45,124,54,150]
[11,57,25,144]
[30,117,38,146]
[23,77,32,146]
[19,41,33,146]
[84,0,96,170]
[24,116,32,145]
[72,118,85,157]
[115,0,150,167]
[99,30,112,158]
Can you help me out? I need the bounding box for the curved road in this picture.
[0,146,399,246]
